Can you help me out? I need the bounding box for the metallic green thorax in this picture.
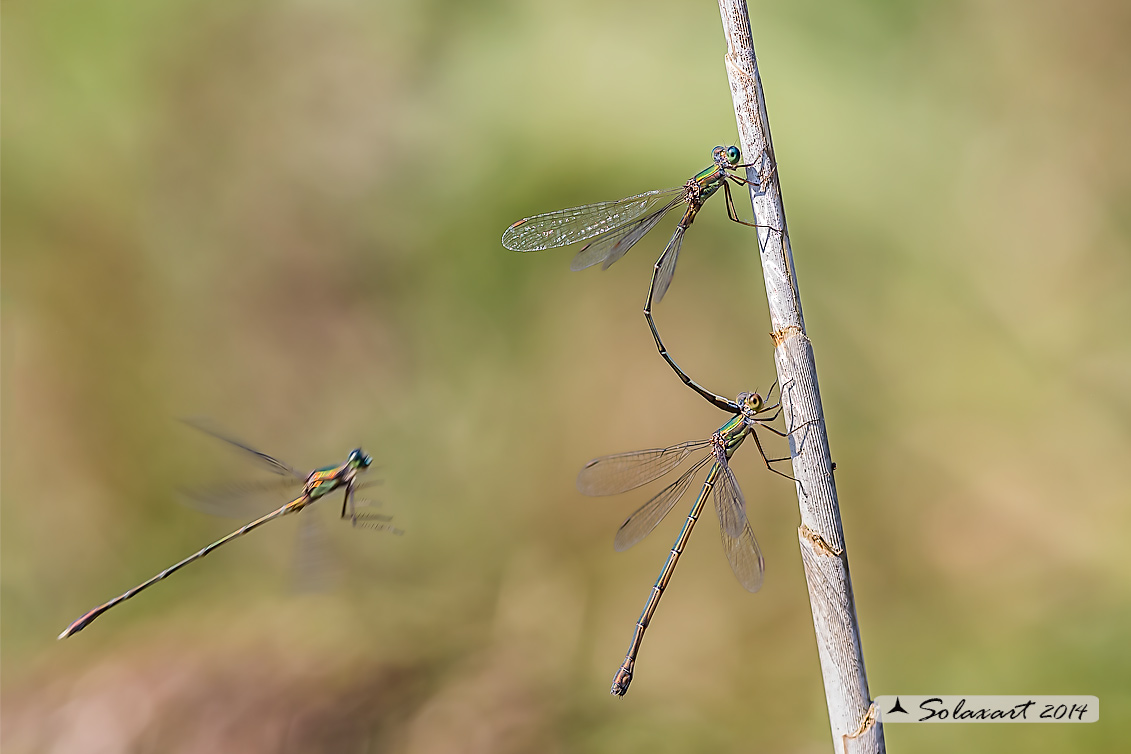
[717,412,751,458]
[692,163,728,191]
[307,448,372,501]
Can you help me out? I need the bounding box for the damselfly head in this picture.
[714,145,741,166]
[738,391,764,415]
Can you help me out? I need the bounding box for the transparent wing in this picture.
[720,518,765,593]
[571,196,684,271]
[650,224,686,304]
[577,439,712,496]
[179,477,306,518]
[181,418,304,478]
[292,511,336,593]
[713,458,764,592]
[292,490,400,593]
[614,455,712,552]
[711,455,748,539]
[502,187,685,252]
[180,478,380,519]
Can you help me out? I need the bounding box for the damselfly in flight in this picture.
[58,423,391,639]
[502,146,777,304]
[578,388,796,695]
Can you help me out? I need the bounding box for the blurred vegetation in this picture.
[3,0,1129,752]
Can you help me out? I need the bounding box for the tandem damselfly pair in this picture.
[506,144,797,696]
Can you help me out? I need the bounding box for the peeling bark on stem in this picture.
[715,2,885,752]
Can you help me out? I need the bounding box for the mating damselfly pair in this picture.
[57,422,399,639]
[504,145,798,695]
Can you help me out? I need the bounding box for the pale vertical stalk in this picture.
[715,2,885,752]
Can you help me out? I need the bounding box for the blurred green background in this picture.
[3,0,1129,751]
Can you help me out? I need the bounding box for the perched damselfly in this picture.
[578,389,796,695]
[502,146,777,304]
[57,423,391,639]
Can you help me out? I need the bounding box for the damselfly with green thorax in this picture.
[502,146,778,305]
[58,423,393,639]
[578,388,797,696]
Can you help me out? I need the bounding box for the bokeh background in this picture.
[3,0,1129,752]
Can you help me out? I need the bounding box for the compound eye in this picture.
[726,146,741,164]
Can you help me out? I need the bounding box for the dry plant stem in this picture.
[716,2,885,752]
